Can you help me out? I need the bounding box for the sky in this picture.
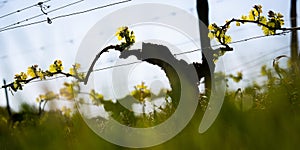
[0,0,299,111]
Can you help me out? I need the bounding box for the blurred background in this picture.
[0,1,300,149]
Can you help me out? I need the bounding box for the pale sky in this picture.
[0,0,299,111]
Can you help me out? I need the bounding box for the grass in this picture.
[1,92,299,150]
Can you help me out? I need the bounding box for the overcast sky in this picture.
[0,0,299,110]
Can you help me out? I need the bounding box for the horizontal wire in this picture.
[227,45,290,72]
[0,0,84,31]
[51,0,131,20]
[174,31,290,56]
[30,75,67,83]
[93,60,142,72]
[0,0,51,19]
[0,0,132,33]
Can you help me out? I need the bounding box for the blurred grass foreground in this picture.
[1,63,300,150]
